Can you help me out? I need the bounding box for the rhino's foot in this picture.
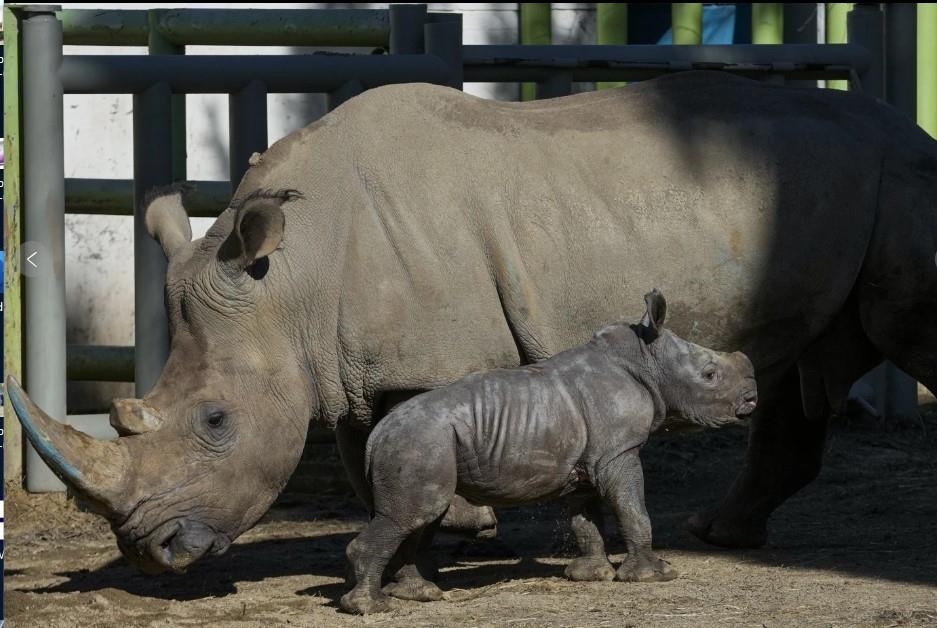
[686,510,767,549]
[383,577,444,602]
[339,588,393,615]
[440,497,498,540]
[615,553,678,583]
[564,556,616,582]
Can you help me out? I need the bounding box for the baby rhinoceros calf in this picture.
[341,289,757,614]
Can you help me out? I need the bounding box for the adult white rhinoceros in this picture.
[9,71,936,573]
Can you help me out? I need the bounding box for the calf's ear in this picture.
[144,184,193,259]
[219,189,302,271]
[638,288,667,342]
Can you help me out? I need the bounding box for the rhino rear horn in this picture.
[7,376,134,517]
[144,183,193,259]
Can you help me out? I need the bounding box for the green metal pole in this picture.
[918,3,937,138]
[597,3,628,90]
[671,3,702,45]
[148,10,186,181]
[752,3,784,44]
[3,6,25,484]
[826,3,853,90]
[520,3,551,101]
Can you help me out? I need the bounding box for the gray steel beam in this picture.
[133,82,173,396]
[58,9,391,47]
[390,4,426,54]
[328,79,364,112]
[60,54,452,94]
[848,4,885,97]
[536,72,573,99]
[784,3,821,87]
[882,3,920,418]
[425,15,463,90]
[229,80,268,190]
[21,5,68,493]
[886,3,916,118]
[463,43,870,82]
[65,178,230,217]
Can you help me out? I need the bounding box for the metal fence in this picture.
[2,3,911,490]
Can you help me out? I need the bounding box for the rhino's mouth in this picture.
[120,517,230,574]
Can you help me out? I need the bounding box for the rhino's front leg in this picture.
[564,493,615,581]
[597,450,677,583]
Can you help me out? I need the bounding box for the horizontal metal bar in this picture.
[59,9,149,46]
[58,9,391,47]
[61,53,451,94]
[67,345,134,382]
[65,178,230,217]
[463,43,870,82]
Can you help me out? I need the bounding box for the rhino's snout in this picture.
[121,519,225,575]
[736,387,758,417]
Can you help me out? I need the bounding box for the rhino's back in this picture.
[241,73,931,421]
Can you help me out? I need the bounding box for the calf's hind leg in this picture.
[341,515,410,614]
[384,518,445,602]
[564,493,615,581]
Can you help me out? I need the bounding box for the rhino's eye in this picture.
[702,365,718,382]
[206,411,225,429]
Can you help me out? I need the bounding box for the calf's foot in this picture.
[616,552,678,582]
[339,588,393,615]
[565,556,615,582]
[383,577,444,602]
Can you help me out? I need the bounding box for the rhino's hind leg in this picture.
[688,368,826,549]
[383,519,445,602]
[564,493,615,582]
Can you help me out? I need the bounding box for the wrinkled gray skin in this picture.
[11,71,937,575]
[341,290,757,614]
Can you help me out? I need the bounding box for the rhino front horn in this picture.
[7,376,133,516]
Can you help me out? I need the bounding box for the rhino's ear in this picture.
[637,289,667,343]
[144,184,193,259]
[220,189,302,271]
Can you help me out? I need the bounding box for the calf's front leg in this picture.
[596,449,678,582]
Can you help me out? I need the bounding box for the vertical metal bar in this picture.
[886,4,916,119]
[148,10,187,182]
[597,3,627,90]
[917,3,937,137]
[133,82,173,397]
[848,4,884,98]
[424,15,464,90]
[784,4,821,87]
[520,3,551,101]
[328,79,365,112]
[849,3,917,419]
[229,80,268,189]
[536,72,573,99]
[671,4,703,45]
[3,6,25,485]
[826,3,853,90]
[881,3,920,418]
[752,3,784,43]
[21,6,67,492]
[389,3,426,54]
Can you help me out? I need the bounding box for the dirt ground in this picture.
[5,400,937,627]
